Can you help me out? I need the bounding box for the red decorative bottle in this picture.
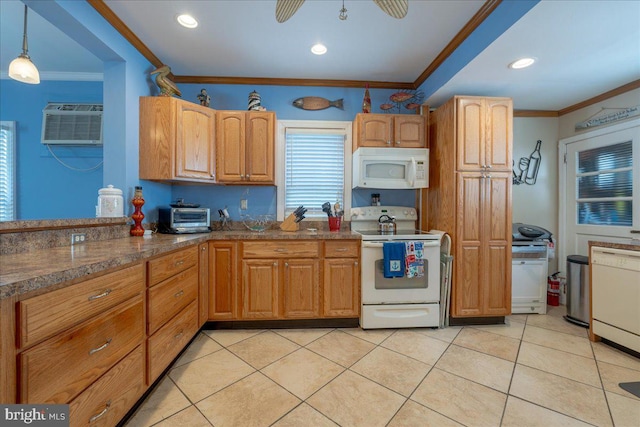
[130,186,145,236]
[362,83,371,113]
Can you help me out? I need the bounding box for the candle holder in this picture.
[130,186,145,236]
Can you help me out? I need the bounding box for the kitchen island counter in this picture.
[0,229,359,300]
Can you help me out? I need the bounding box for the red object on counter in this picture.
[130,186,145,236]
[328,216,341,232]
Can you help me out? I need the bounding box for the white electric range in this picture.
[350,206,442,329]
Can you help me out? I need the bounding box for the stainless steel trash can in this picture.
[564,255,589,327]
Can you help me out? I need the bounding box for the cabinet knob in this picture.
[273,262,277,266]
[354,261,358,266]
[285,262,288,267]
[201,246,206,251]
[386,140,391,145]
[246,174,250,179]
[395,141,400,145]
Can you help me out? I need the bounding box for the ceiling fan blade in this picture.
[373,0,408,19]
[276,0,306,23]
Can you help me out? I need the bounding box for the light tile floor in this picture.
[123,306,640,427]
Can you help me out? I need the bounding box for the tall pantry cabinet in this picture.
[423,96,513,319]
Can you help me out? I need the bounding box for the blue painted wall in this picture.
[0,79,103,219]
[4,0,538,222]
[168,83,420,221]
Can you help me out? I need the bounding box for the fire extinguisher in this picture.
[547,272,561,306]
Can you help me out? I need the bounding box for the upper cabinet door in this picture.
[216,111,246,182]
[393,115,426,148]
[139,97,216,183]
[246,112,275,183]
[357,114,393,148]
[456,97,485,171]
[485,98,512,171]
[176,103,216,180]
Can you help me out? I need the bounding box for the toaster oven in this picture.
[158,207,211,234]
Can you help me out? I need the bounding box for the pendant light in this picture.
[8,5,40,84]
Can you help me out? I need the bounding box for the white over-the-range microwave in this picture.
[352,147,429,189]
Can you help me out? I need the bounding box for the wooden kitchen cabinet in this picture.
[423,96,512,319]
[455,97,512,172]
[146,245,200,383]
[282,259,320,318]
[455,172,511,317]
[323,241,360,317]
[69,345,144,427]
[20,296,144,403]
[139,97,216,183]
[14,263,145,409]
[240,241,320,319]
[353,113,426,150]
[216,110,275,184]
[241,259,280,319]
[208,241,238,320]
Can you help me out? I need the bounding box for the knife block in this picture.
[280,213,300,232]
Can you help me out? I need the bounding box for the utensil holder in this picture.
[279,213,299,232]
[328,216,341,232]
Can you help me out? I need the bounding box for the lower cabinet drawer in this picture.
[69,346,144,427]
[147,301,198,383]
[147,265,198,334]
[19,296,144,404]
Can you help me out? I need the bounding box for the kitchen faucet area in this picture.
[1,0,639,426]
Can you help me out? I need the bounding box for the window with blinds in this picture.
[577,140,632,226]
[283,127,348,218]
[0,121,16,221]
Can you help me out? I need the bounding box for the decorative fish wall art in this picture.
[380,90,423,113]
[292,97,344,111]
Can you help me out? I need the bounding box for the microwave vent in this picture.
[41,103,103,145]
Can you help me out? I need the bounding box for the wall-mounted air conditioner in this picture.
[41,103,103,145]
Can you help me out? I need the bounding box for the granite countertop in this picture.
[589,240,640,252]
[0,229,360,300]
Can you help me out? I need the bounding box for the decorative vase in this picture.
[362,84,371,113]
[130,186,145,236]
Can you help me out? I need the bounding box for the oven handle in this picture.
[362,241,440,248]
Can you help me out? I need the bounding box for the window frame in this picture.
[276,120,352,221]
[0,121,16,222]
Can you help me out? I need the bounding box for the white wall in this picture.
[513,117,560,273]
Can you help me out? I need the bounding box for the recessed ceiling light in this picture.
[311,43,327,55]
[176,14,198,29]
[509,57,536,69]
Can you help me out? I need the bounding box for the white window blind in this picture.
[0,121,16,221]
[284,129,346,217]
[577,140,632,226]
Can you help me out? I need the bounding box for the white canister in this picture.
[96,185,124,217]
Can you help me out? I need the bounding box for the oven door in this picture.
[361,240,440,304]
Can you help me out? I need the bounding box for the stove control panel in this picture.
[351,206,416,221]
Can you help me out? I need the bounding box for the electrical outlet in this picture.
[240,199,248,210]
[71,233,86,245]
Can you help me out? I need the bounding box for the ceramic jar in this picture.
[96,185,124,217]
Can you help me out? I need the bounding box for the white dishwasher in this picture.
[591,246,640,353]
